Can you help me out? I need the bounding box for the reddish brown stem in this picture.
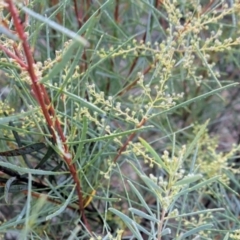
[0,44,28,69]
[73,0,82,27]
[123,0,163,93]
[158,208,166,240]
[127,32,147,77]
[13,43,23,60]
[6,0,90,231]
[114,0,120,23]
[7,2,54,134]
[113,118,147,163]
[118,64,152,96]
[50,0,62,24]
[73,0,91,28]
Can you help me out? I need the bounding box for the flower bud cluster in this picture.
[190,124,239,186]
[230,229,240,240]
[100,158,116,179]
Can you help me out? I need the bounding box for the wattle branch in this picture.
[5,0,90,231]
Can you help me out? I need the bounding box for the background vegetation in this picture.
[0,0,240,239]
